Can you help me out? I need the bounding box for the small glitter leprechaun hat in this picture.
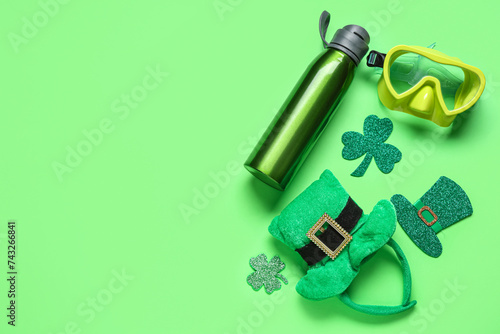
[391,176,473,258]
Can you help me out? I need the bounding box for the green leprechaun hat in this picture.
[391,176,473,258]
[268,169,416,315]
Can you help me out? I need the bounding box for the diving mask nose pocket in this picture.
[408,85,435,115]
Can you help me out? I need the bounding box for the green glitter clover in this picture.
[342,115,402,177]
[247,253,288,294]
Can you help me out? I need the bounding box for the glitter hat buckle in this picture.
[417,206,438,227]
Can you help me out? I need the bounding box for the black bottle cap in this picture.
[319,11,370,66]
[330,25,370,65]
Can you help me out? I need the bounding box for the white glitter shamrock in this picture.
[247,253,288,294]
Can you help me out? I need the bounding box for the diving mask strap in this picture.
[367,50,387,68]
[337,238,417,315]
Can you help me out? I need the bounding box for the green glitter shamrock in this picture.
[342,114,402,177]
[247,253,288,294]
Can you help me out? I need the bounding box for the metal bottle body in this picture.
[244,49,356,190]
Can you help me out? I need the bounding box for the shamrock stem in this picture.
[276,273,288,284]
[351,153,373,177]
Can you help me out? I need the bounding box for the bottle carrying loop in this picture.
[319,11,333,48]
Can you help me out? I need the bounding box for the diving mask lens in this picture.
[388,51,479,111]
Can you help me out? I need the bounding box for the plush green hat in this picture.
[269,169,416,315]
[391,176,473,258]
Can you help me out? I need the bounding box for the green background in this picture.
[1,0,498,333]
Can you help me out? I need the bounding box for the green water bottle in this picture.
[244,11,370,190]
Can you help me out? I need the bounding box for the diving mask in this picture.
[367,45,485,127]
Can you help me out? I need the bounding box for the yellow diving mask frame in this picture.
[367,45,486,127]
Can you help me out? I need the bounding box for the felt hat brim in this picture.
[391,194,442,258]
